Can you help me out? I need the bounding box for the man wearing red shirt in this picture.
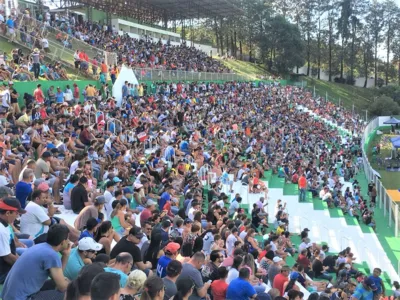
[273,265,290,296]
[140,199,157,227]
[33,84,44,104]
[298,174,307,202]
[73,83,80,104]
[296,249,311,271]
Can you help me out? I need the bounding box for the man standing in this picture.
[1,82,10,112]
[368,268,385,299]
[298,173,307,202]
[1,224,71,300]
[0,197,26,283]
[178,252,211,300]
[226,228,242,256]
[351,278,377,300]
[31,49,41,80]
[202,250,224,282]
[9,81,19,113]
[268,257,283,286]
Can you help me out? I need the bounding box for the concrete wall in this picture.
[294,66,376,88]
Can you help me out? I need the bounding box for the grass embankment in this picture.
[304,77,377,115]
[216,57,270,80]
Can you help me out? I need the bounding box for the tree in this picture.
[263,16,305,74]
[369,95,400,116]
[383,0,399,85]
[367,0,385,86]
[337,0,352,80]
[359,27,374,88]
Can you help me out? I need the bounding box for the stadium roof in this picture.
[69,0,242,22]
[146,0,243,20]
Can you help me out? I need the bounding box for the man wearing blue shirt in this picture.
[1,224,71,300]
[368,268,384,299]
[159,187,173,210]
[226,268,257,300]
[56,87,64,103]
[352,277,377,300]
[64,237,102,280]
[104,252,133,287]
[156,242,180,278]
[122,81,129,99]
[15,168,33,208]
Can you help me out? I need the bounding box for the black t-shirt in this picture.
[312,259,324,277]
[0,219,16,280]
[110,236,142,263]
[10,88,18,104]
[323,255,335,268]
[70,183,89,213]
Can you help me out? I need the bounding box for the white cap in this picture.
[273,257,283,263]
[78,237,103,251]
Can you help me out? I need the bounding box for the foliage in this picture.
[183,0,400,88]
[369,95,400,116]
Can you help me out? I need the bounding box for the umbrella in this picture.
[383,117,400,125]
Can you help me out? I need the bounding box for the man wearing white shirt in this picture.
[226,228,240,256]
[103,181,115,220]
[20,189,51,240]
[298,237,312,253]
[188,201,200,221]
[1,84,10,111]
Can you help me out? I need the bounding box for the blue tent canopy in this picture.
[383,117,400,125]
[391,136,400,148]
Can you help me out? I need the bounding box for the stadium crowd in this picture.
[1,10,230,80]
[0,78,386,300]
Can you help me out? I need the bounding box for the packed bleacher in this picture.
[9,10,231,75]
[0,79,389,300]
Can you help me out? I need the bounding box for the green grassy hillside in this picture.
[304,77,378,114]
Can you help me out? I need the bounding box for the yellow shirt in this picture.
[276,226,285,235]
[86,86,95,97]
[18,113,29,123]
[138,86,144,97]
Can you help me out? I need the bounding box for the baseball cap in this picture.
[165,242,180,255]
[123,187,132,194]
[37,182,50,192]
[364,277,377,291]
[113,177,122,183]
[95,195,105,204]
[303,228,310,232]
[71,133,77,138]
[129,226,144,239]
[290,272,299,280]
[0,197,26,214]
[78,237,103,251]
[146,199,157,207]
[273,257,283,263]
[0,186,13,198]
[42,151,52,159]
[184,218,193,225]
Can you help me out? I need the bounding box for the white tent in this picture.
[112,65,139,107]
